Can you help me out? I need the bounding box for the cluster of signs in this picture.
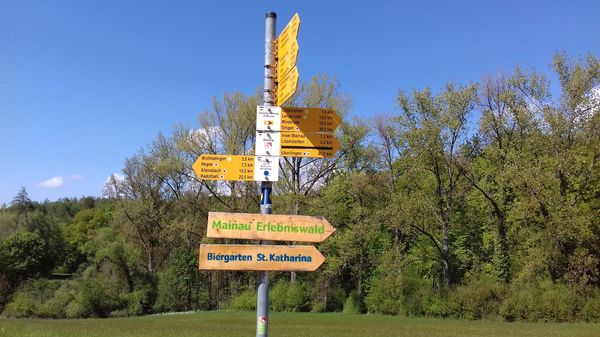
[199,212,335,271]
[193,13,337,272]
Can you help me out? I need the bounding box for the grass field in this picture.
[1,311,599,337]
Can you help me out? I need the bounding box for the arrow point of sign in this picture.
[311,247,326,271]
[192,157,202,173]
[320,217,336,241]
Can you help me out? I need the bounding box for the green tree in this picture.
[10,187,33,215]
[0,232,47,283]
[312,171,391,311]
[454,69,549,282]
[156,248,200,311]
[395,83,477,288]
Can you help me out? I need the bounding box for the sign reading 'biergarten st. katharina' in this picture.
[199,244,325,271]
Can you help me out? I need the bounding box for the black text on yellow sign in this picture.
[192,154,279,181]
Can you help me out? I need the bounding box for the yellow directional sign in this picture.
[192,154,279,181]
[281,107,341,133]
[280,147,337,158]
[278,38,298,83]
[199,244,325,271]
[277,13,300,81]
[277,66,299,106]
[207,212,336,242]
[280,132,340,158]
[281,131,339,149]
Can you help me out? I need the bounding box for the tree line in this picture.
[0,53,599,321]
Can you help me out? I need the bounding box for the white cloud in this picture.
[71,174,84,180]
[39,176,64,188]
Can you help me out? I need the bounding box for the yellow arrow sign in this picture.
[277,13,300,81]
[281,131,339,149]
[278,13,300,54]
[281,107,341,133]
[192,155,279,181]
[207,212,336,242]
[280,147,337,158]
[277,66,299,106]
[278,38,298,83]
[199,244,325,272]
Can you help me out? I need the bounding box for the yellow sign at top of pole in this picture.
[277,13,300,106]
[279,13,300,45]
[277,13,300,76]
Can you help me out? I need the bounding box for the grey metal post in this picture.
[256,11,276,337]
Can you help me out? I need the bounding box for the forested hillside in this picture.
[1,53,599,321]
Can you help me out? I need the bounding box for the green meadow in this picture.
[1,311,599,337]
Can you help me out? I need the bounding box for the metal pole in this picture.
[256,11,276,337]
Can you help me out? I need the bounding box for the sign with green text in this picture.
[207,212,336,242]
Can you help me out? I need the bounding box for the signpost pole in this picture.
[257,11,276,337]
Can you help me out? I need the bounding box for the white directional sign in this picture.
[255,131,281,156]
[256,106,282,132]
[255,156,279,181]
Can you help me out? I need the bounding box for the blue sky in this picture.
[1,0,599,204]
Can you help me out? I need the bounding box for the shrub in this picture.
[3,279,69,318]
[0,273,13,313]
[3,291,38,318]
[62,265,126,318]
[310,285,345,313]
[74,277,117,317]
[65,300,86,319]
[500,281,581,322]
[535,283,580,322]
[580,295,600,322]
[38,284,73,318]
[285,283,310,312]
[448,276,505,319]
[365,272,404,315]
[401,277,434,316]
[155,249,198,312]
[366,270,436,316]
[269,282,288,312]
[229,289,256,311]
[342,290,360,314]
[269,281,310,312]
[422,293,454,318]
[119,290,145,316]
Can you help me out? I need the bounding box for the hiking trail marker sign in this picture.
[277,12,300,106]
[192,12,339,337]
[256,106,341,133]
[281,107,341,132]
[192,154,279,181]
[199,244,325,272]
[207,212,336,242]
[277,66,299,107]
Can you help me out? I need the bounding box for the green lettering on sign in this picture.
[206,212,336,243]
